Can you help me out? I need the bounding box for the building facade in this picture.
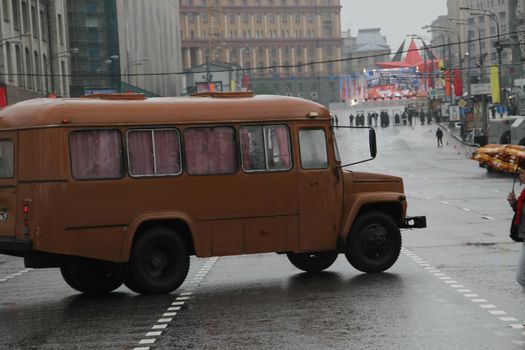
[116,0,183,97]
[0,0,69,104]
[67,0,183,97]
[343,28,391,74]
[67,0,120,97]
[445,0,512,86]
[180,0,343,106]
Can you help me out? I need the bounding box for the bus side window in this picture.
[184,127,238,175]
[298,129,328,170]
[127,129,181,177]
[240,125,292,172]
[0,141,14,179]
[70,130,124,180]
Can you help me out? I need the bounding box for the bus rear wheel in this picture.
[125,228,189,295]
[286,251,338,273]
[345,211,401,273]
[60,261,124,294]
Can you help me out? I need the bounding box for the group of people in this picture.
[348,113,377,127]
[346,109,442,129]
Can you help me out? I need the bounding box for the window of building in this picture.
[127,129,182,177]
[24,47,31,89]
[6,43,13,83]
[22,0,28,32]
[31,4,37,37]
[256,13,262,23]
[0,141,14,179]
[243,13,249,23]
[15,45,22,87]
[268,13,274,23]
[12,0,20,30]
[184,127,237,175]
[40,8,48,41]
[70,130,124,180]
[34,51,40,91]
[294,13,300,23]
[299,129,328,169]
[281,14,287,23]
[58,14,64,45]
[188,13,195,23]
[2,0,9,22]
[240,125,291,172]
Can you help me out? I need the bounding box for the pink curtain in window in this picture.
[185,128,237,175]
[128,131,154,176]
[154,130,181,175]
[274,126,291,168]
[70,130,122,179]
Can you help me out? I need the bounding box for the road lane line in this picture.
[402,250,523,340]
[134,257,219,349]
[0,268,33,284]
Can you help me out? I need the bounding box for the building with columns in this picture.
[0,0,69,105]
[180,0,343,106]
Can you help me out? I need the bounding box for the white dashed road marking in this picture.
[133,257,219,350]
[401,249,523,341]
[0,268,33,283]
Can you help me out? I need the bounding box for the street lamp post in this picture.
[424,25,462,103]
[460,7,503,105]
[449,17,484,82]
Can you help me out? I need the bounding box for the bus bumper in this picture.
[0,237,33,257]
[400,216,427,229]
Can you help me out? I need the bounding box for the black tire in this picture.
[60,261,124,295]
[126,227,189,295]
[345,211,402,273]
[287,251,338,273]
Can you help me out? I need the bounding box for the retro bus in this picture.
[0,92,425,295]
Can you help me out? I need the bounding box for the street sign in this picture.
[515,78,525,87]
[458,99,467,108]
[471,83,491,95]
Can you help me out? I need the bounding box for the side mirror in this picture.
[369,128,377,158]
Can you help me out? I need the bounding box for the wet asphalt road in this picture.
[2,122,525,349]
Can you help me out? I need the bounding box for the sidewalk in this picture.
[438,122,480,148]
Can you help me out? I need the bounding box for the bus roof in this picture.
[0,94,329,129]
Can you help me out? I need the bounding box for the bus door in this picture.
[0,133,17,238]
[297,127,343,251]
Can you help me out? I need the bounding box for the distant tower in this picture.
[206,0,224,62]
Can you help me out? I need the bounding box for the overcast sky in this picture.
[341,0,448,50]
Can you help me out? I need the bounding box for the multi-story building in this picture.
[116,0,183,97]
[343,28,391,74]
[0,0,69,105]
[66,0,120,96]
[68,0,184,97]
[445,0,512,86]
[180,0,343,106]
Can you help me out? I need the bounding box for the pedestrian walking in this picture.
[335,114,339,129]
[507,163,525,288]
[436,127,443,147]
[349,114,354,126]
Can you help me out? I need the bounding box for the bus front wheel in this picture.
[125,228,189,295]
[286,251,338,273]
[345,211,401,273]
[60,261,124,294]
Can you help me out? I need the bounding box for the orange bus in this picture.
[0,92,425,295]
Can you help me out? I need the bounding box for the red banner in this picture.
[0,86,6,108]
[453,69,463,97]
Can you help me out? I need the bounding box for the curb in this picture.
[438,122,480,148]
